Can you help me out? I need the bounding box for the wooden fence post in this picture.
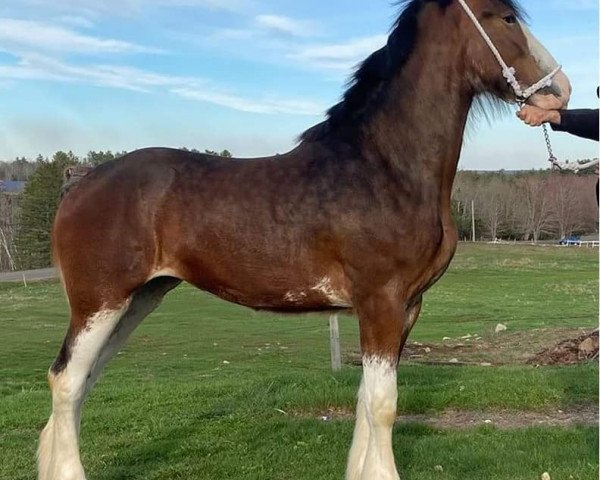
[329,314,341,371]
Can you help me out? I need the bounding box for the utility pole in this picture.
[471,200,476,242]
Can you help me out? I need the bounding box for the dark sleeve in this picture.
[551,109,599,141]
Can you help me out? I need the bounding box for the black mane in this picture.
[301,0,524,142]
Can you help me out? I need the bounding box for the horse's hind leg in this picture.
[38,304,128,480]
[86,277,181,390]
[38,277,180,480]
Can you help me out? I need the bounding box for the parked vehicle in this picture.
[558,236,581,246]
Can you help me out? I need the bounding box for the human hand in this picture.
[516,105,561,127]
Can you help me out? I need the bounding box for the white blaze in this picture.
[520,21,571,108]
[520,23,558,72]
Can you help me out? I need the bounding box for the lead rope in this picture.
[528,100,599,172]
[543,125,599,172]
[524,102,600,173]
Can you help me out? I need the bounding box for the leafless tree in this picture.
[514,176,554,242]
[476,177,512,239]
[0,192,20,271]
[576,175,599,235]
[546,174,583,238]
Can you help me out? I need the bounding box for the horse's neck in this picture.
[362,29,472,209]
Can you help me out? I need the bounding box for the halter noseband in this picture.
[457,0,562,103]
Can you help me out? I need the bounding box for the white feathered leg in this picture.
[357,356,399,480]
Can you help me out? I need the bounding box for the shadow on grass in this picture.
[90,412,228,480]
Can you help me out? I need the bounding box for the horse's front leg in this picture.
[346,288,410,480]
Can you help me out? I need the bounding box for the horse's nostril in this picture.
[543,84,562,98]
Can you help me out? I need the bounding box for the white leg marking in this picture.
[39,281,175,480]
[38,305,128,480]
[89,285,169,388]
[346,380,370,480]
[358,356,399,480]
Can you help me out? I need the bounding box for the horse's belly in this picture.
[178,254,353,311]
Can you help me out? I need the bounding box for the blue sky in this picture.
[0,0,597,169]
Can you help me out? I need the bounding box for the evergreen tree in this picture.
[204,149,233,157]
[15,151,78,269]
[85,150,127,166]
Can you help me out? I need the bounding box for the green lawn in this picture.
[0,243,597,479]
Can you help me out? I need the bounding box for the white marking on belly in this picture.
[284,291,308,303]
[311,277,352,307]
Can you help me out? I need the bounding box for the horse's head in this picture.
[455,0,571,110]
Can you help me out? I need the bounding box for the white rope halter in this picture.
[457,1,597,172]
[457,0,562,102]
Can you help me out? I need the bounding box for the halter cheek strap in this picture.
[457,0,562,102]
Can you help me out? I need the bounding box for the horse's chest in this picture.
[408,221,458,296]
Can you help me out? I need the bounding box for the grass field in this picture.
[0,243,598,480]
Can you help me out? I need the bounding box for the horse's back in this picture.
[56,147,229,218]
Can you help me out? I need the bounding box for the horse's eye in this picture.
[503,14,517,24]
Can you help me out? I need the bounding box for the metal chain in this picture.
[541,124,598,172]
[542,123,558,169]
[517,101,559,170]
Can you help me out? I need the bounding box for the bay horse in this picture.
[39,1,570,479]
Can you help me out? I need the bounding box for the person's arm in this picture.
[551,109,599,141]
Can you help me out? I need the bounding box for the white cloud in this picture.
[0,115,298,162]
[194,15,322,51]
[6,0,254,17]
[55,15,95,28]
[172,87,325,115]
[0,18,160,55]
[255,14,321,37]
[207,28,257,41]
[290,35,387,72]
[164,0,254,11]
[0,53,325,116]
[0,53,198,90]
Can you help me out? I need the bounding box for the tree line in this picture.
[453,170,597,242]
[0,152,597,271]
[0,148,233,271]
[0,148,232,181]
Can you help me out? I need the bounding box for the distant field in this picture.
[0,243,597,480]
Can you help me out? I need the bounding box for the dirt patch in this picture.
[345,328,599,366]
[312,405,598,429]
[528,330,599,366]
